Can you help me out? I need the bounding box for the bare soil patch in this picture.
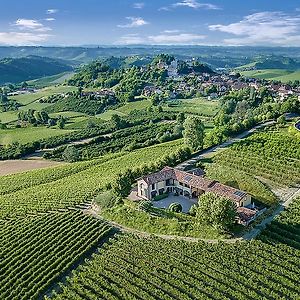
[0,159,65,176]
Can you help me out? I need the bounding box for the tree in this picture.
[277,115,286,125]
[62,145,80,162]
[183,116,205,151]
[57,116,66,129]
[176,112,185,124]
[195,192,237,230]
[168,202,182,213]
[111,114,122,130]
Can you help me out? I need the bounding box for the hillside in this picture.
[237,56,300,71]
[0,56,73,84]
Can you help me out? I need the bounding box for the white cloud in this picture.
[47,9,58,14]
[163,30,182,33]
[13,19,51,32]
[209,11,300,46]
[148,33,206,44]
[173,0,220,10]
[117,32,206,45]
[133,2,145,9]
[117,17,149,28]
[0,32,51,45]
[45,18,55,21]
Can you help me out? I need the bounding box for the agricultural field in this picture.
[96,99,151,120]
[0,140,183,218]
[0,126,72,145]
[210,130,300,188]
[0,210,112,300]
[163,97,219,117]
[241,69,300,82]
[0,110,18,123]
[50,210,300,300]
[10,85,76,106]
[27,72,75,88]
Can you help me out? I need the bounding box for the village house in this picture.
[137,166,258,225]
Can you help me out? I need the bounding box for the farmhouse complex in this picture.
[137,166,258,225]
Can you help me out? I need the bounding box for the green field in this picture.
[241,69,300,82]
[11,85,77,106]
[0,127,72,145]
[96,99,151,120]
[27,72,75,87]
[163,97,220,116]
[0,111,18,123]
[0,139,183,218]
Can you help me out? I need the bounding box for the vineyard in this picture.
[50,227,300,300]
[205,163,277,206]
[0,140,183,218]
[212,131,300,187]
[0,210,112,300]
[260,196,300,249]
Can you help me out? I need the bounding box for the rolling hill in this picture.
[0,56,73,84]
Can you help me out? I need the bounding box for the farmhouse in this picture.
[137,166,256,225]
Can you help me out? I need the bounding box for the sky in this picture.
[1,0,300,46]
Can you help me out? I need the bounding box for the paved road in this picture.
[176,120,275,170]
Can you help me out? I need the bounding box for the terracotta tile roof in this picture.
[173,168,215,190]
[207,182,247,203]
[141,167,175,185]
[140,167,248,203]
[237,207,257,223]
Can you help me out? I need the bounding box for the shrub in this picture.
[138,200,153,212]
[169,202,183,213]
[153,193,168,201]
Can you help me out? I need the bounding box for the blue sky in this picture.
[1,0,300,46]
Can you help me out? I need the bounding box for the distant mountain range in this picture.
[1,46,300,68]
[0,56,73,84]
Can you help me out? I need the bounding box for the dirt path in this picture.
[243,187,300,240]
[84,207,242,244]
[86,186,299,244]
[176,121,275,170]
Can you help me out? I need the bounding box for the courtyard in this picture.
[152,194,198,213]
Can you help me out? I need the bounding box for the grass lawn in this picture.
[163,97,220,116]
[0,127,73,145]
[101,199,225,239]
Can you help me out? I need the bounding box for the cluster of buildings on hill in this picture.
[136,166,264,226]
[141,60,300,102]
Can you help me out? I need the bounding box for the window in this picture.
[166,179,173,186]
[151,183,155,190]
